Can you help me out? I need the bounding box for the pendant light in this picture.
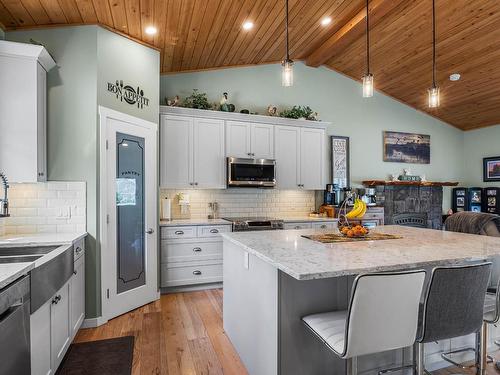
[362,0,373,97]
[428,0,440,108]
[282,0,293,87]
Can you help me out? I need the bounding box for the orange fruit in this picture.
[346,230,354,237]
[361,227,368,235]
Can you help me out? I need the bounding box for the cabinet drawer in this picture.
[312,222,337,230]
[161,240,222,263]
[197,225,231,238]
[161,226,197,239]
[161,263,222,287]
[284,222,312,230]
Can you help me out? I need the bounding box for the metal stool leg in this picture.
[347,357,358,375]
[415,343,424,375]
[480,323,488,375]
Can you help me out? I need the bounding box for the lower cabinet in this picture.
[160,224,231,288]
[31,241,86,375]
[284,221,337,230]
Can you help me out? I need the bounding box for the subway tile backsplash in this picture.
[0,182,86,235]
[160,189,316,219]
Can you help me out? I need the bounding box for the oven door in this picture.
[227,157,276,187]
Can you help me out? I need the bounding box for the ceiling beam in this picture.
[305,0,399,68]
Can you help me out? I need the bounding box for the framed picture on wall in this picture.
[383,131,430,164]
[331,136,350,188]
[483,156,500,182]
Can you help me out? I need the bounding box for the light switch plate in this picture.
[243,251,249,269]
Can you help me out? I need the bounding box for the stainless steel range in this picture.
[223,217,284,232]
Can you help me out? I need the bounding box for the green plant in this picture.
[279,105,318,121]
[182,89,211,110]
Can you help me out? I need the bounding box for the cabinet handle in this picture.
[193,270,202,276]
[321,225,327,229]
[193,247,202,252]
[294,226,301,230]
[73,270,77,275]
[38,172,44,177]
[194,182,198,186]
[174,230,184,235]
[75,246,82,254]
[210,229,219,234]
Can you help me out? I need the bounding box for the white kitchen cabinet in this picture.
[300,128,325,190]
[160,115,225,189]
[51,281,71,371]
[30,299,52,375]
[275,126,301,189]
[160,115,193,188]
[0,41,55,183]
[70,255,85,338]
[275,126,325,190]
[193,118,225,188]
[226,121,274,159]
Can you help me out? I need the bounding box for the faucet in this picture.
[0,172,9,217]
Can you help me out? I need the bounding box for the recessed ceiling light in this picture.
[449,73,461,81]
[145,26,157,35]
[242,21,254,30]
[321,17,332,26]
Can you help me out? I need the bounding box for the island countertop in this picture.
[221,225,500,280]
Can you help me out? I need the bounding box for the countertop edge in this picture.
[0,263,34,290]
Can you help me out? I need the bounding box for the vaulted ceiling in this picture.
[1,0,499,130]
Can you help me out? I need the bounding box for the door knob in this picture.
[146,228,154,234]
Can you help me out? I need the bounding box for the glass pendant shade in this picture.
[282,59,294,87]
[362,73,374,98]
[428,86,440,108]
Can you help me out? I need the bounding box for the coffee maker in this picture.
[324,184,342,206]
[361,188,377,206]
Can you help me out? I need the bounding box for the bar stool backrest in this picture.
[343,270,426,358]
[419,262,492,343]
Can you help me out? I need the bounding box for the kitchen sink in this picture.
[0,255,44,263]
[0,246,58,257]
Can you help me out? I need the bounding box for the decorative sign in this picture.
[107,80,150,109]
[331,136,350,188]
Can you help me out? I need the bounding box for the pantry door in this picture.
[100,106,159,322]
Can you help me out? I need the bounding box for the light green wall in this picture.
[161,62,465,210]
[464,125,500,186]
[0,28,5,40]
[97,27,160,124]
[7,25,159,319]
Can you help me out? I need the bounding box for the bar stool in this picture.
[415,262,492,375]
[301,270,426,375]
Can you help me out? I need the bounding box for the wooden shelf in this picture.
[362,180,459,187]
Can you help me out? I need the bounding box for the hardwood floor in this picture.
[76,289,499,375]
[74,289,248,375]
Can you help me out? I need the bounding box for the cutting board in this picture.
[301,233,403,243]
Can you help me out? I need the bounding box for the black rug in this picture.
[56,336,134,375]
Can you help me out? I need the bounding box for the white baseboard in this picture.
[81,316,108,328]
[161,282,222,294]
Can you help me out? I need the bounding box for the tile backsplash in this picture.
[0,182,86,235]
[160,189,316,219]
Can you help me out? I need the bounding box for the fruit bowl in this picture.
[339,225,370,238]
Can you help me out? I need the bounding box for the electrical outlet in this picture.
[243,251,249,269]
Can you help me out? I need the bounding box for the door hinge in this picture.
[106,140,109,150]
[106,214,110,224]
[107,289,110,299]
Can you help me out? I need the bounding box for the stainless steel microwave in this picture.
[227,157,276,187]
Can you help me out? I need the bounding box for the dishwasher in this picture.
[0,275,31,375]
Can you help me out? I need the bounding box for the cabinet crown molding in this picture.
[0,40,56,72]
[160,106,330,129]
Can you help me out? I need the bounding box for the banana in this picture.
[356,200,367,218]
[346,199,363,218]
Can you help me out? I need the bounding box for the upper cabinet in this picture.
[275,126,325,190]
[160,115,225,189]
[0,41,56,183]
[159,107,327,191]
[226,121,274,159]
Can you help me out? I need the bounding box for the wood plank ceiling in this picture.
[1,0,499,130]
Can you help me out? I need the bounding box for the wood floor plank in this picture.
[141,312,162,375]
[188,337,224,375]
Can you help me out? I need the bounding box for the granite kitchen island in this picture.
[222,226,500,375]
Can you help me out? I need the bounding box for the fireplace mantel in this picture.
[363,180,459,187]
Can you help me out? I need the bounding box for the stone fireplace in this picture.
[372,184,444,229]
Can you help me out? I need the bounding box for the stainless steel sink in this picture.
[0,255,44,263]
[0,246,58,257]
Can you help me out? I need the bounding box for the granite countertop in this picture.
[221,225,500,280]
[0,232,87,290]
[282,216,338,223]
[160,218,231,226]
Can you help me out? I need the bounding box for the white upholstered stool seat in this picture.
[302,310,347,356]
